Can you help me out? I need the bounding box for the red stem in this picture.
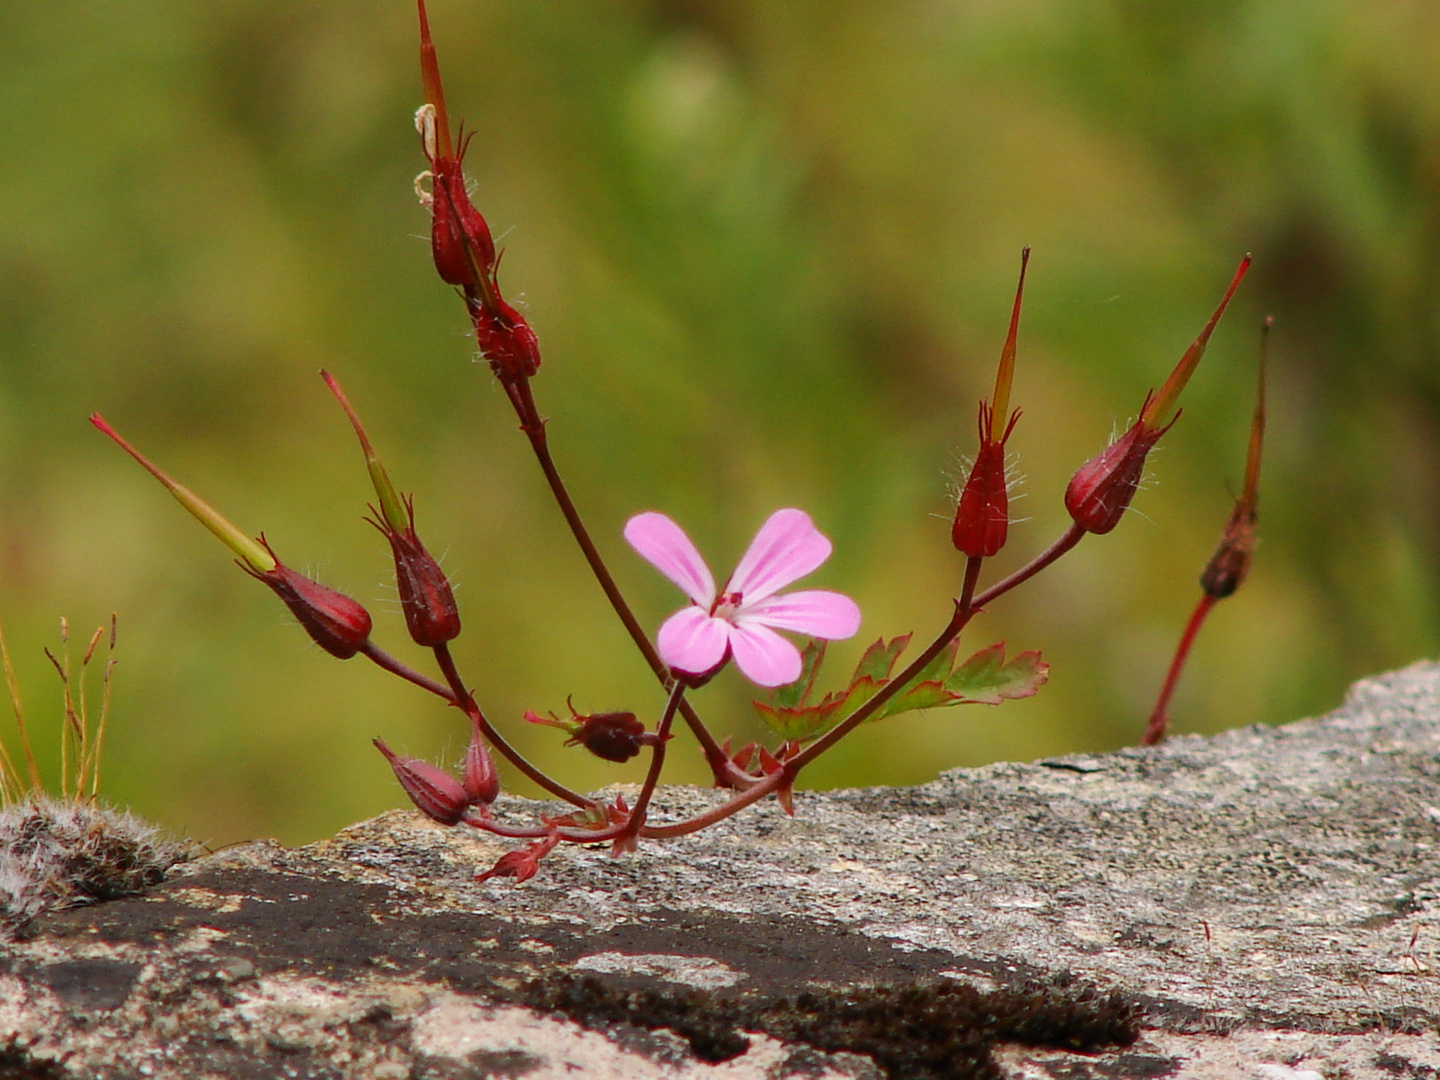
[972,523,1086,608]
[506,378,740,786]
[639,768,784,838]
[616,681,687,843]
[360,641,457,701]
[1143,593,1217,746]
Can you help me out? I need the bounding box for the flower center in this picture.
[710,591,743,621]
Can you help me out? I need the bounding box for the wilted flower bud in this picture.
[415,104,497,289]
[476,833,560,884]
[321,371,461,648]
[571,712,654,763]
[413,2,542,385]
[525,703,665,763]
[470,298,542,384]
[374,738,469,825]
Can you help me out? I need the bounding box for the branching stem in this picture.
[431,642,595,808]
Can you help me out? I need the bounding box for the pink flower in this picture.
[624,508,861,687]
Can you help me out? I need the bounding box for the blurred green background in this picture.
[3,0,1438,847]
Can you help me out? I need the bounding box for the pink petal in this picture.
[624,512,715,607]
[656,606,730,677]
[727,509,832,605]
[739,589,861,640]
[728,622,803,687]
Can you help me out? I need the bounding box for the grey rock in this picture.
[3,661,1440,1078]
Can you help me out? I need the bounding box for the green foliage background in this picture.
[3,0,1438,846]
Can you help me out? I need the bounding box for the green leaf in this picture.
[877,642,1047,719]
[772,639,826,711]
[852,634,911,683]
[944,642,1049,704]
[912,639,959,685]
[753,635,1045,738]
[878,679,954,719]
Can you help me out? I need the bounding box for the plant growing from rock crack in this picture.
[0,617,191,931]
[90,1,1265,882]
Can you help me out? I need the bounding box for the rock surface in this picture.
[4,661,1440,1078]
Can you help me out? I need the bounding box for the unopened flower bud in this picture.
[374,738,469,825]
[462,719,500,806]
[952,404,1018,557]
[1063,417,1171,535]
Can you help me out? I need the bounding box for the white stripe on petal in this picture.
[728,508,832,604]
[624,512,716,607]
[728,622,803,687]
[656,606,730,676]
[739,589,861,640]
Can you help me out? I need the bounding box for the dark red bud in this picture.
[569,711,657,763]
[462,719,500,806]
[242,541,372,658]
[952,403,1019,557]
[371,502,461,648]
[1063,416,1172,535]
[1199,505,1257,599]
[526,705,663,763]
[374,738,469,825]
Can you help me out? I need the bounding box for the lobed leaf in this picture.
[943,642,1049,704]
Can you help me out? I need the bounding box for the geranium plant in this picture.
[91,2,1263,882]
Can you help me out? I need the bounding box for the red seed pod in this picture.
[952,403,1019,557]
[371,498,461,648]
[1068,257,1252,537]
[1063,416,1172,536]
[472,297,542,383]
[243,539,373,659]
[414,2,496,289]
[373,738,469,825]
[428,150,497,288]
